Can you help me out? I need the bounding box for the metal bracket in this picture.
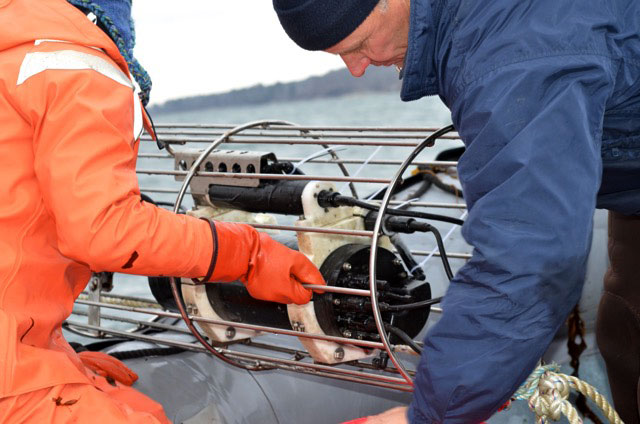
[174,149,277,193]
[87,272,113,337]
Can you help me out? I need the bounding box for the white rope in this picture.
[290,146,348,174]
[394,197,419,210]
[339,146,382,193]
[77,293,162,309]
[366,186,386,200]
[513,363,623,424]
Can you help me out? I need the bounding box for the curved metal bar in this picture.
[170,276,270,370]
[322,143,359,198]
[64,321,413,391]
[368,125,456,385]
[169,120,299,371]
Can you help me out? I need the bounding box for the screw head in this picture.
[333,298,341,306]
[342,263,352,271]
[186,304,198,316]
[334,348,345,360]
[225,327,236,339]
[342,330,352,338]
[292,321,305,332]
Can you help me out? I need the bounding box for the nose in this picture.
[340,54,371,77]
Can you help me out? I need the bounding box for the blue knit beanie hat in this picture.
[67,0,152,105]
[273,0,379,51]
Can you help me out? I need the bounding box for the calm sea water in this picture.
[157,91,452,127]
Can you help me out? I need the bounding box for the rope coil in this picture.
[514,364,623,424]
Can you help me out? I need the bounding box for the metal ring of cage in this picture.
[165,119,458,379]
[65,122,465,391]
[168,119,369,371]
[368,125,456,384]
[170,119,306,371]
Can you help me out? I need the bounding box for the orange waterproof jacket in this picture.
[0,0,213,397]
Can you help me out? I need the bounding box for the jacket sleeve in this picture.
[409,56,613,423]
[16,46,213,278]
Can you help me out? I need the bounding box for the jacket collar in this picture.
[400,0,442,101]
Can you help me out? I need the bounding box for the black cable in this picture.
[109,346,185,360]
[351,196,464,225]
[400,177,434,206]
[427,225,454,281]
[365,215,455,281]
[142,104,165,150]
[390,234,426,281]
[365,173,433,203]
[385,324,423,354]
[319,192,464,226]
[379,296,443,312]
[421,171,464,198]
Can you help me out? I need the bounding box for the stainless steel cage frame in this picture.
[66,120,469,392]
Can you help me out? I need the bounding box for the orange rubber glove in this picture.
[203,221,325,304]
[77,351,139,386]
[342,418,369,424]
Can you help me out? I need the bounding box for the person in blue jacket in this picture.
[273,0,640,422]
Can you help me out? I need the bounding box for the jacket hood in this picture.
[0,0,129,74]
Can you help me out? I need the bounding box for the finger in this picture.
[291,270,324,296]
[289,253,325,282]
[290,257,326,294]
[289,276,313,304]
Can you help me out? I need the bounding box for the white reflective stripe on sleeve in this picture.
[17,50,133,89]
[132,81,144,141]
[35,39,67,46]
[34,39,104,52]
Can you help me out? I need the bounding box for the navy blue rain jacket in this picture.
[401,0,640,422]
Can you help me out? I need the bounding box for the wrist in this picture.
[208,221,258,282]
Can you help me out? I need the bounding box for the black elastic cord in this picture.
[142,104,165,150]
[109,346,185,360]
[192,218,218,283]
[385,324,423,354]
[427,225,454,280]
[319,192,465,226]
[379,296,443,312]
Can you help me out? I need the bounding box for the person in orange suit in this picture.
[0,0,325,422]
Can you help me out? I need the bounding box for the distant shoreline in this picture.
[149,67,401,115]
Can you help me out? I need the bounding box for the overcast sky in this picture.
[131,1,345,106]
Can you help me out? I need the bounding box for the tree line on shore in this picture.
[149,67,401,115]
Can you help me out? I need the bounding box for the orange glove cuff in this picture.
[192,218,218,283]
[208,221,257,282]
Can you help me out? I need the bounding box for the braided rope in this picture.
[513,364,623,424]
[77,293,162,310]
[67,0,152,105]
